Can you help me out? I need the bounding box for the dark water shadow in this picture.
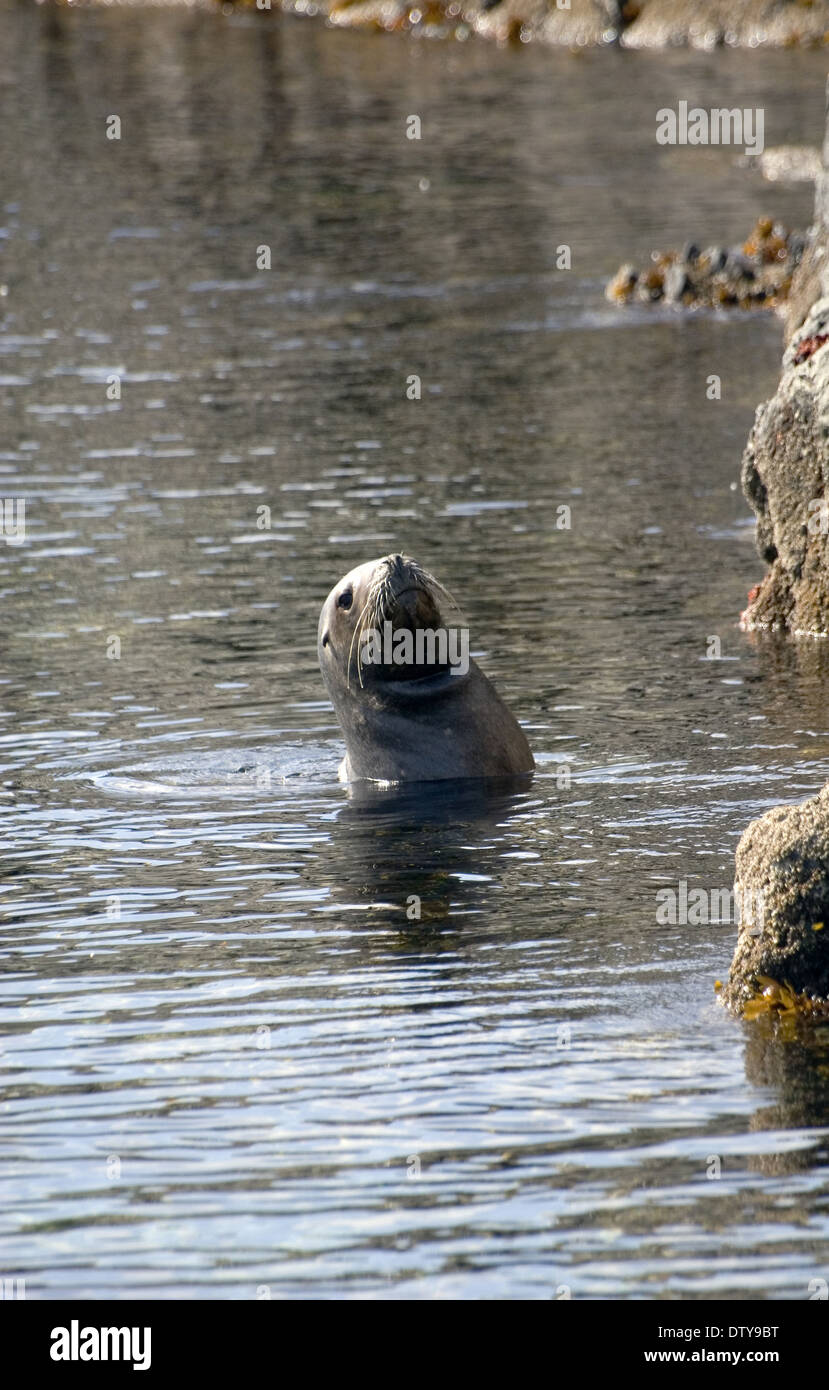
[741,631,829,734]
[325,775,537,934]
[743,1018,829,1176]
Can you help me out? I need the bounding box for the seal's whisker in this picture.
[345,559,468,692]
[408,562,465,625]
[431,581,464,621]
[359,576,386,688]
[360,574,389,685]
[347,592,374,691]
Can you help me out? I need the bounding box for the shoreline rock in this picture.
[723,80,829,1016]
[45,0,829,49]
[739,293,829,637]
[619,0,829,50]
[216,0,829,48]
[740,96,829,637]
[606,217,805,311]
[723,788,829,1012]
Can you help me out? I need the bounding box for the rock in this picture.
[220,0,829,48]
[662,262,690,301]
[756,146,822,184]
[635,264,666,300]
[319,0,623,43]
[784,239,829,339]
[533,0,622,45]
[722,785,829,1013]
[606,217,804,312]
[701,246,727,273]
[782,103,829,339]
[724,249,755,280]
[604,262,638,302]
[740,294,829,636]
[726,86,829,1010]
[621,0,829,49]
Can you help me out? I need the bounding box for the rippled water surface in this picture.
[3,2,829,1298]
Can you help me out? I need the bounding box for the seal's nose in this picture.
[387,553,418,599]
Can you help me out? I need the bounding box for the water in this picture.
[2,1,829,1299]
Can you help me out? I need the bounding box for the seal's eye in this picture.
[337,588,353,611]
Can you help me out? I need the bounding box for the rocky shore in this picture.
[224,0,829,48]
[740,295,829,638]
[738,109,829,640]
[601,79,829,1015]
[723,86,829,1015]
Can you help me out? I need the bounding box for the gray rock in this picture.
[782,92,829,338]
[272,0,829,47]
[702,246,727,273]
[622,0,829,49]
[757,146,822,185]
[662,262,690,301]
[727,76,829,1011]
[607,221,802,313]
[724,249,755,280]
[741,294,829,636]
[722,785,829,1013]
[321,0,622,43]
[784,235,829,341]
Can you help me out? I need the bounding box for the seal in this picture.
[318,553,535,783]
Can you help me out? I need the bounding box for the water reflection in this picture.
[331,776,536,926]
[2,1,829,1298]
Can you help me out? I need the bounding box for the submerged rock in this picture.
[722,786,829,1014]
[606,217,804,310]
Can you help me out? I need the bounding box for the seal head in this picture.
[318,553,535,784]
